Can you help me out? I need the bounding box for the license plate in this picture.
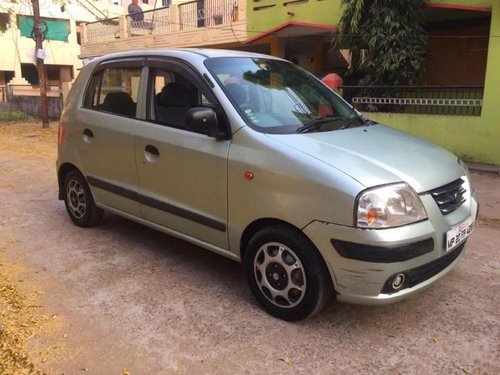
[446,217,474,251]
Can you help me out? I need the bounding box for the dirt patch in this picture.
[477,218,500,230]
[0,123,63,374]
[0,122,58,161]
[1,121,499,374]
[0,243,60,374]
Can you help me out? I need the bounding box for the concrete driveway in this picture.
[0,123,499,374]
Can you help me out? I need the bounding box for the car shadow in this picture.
[91,212,450,327]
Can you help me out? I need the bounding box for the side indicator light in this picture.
[58,125,63,145]
[244,171,254,180]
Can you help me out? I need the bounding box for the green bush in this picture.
[335,0,429,86]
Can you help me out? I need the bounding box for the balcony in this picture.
[81,0,247,58]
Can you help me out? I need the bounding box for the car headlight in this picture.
[356,183,428,229]
[457,158,471,183]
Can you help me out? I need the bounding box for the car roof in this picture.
[85,48,282,66]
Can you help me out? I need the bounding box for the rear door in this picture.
[134,58,230,249]
[78,59,143,215]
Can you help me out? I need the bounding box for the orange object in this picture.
[322,73,343,90]
[367,208,378,225]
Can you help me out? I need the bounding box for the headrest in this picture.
[225,83,246,106]
[159,82,193,107]
[103,91,134,106]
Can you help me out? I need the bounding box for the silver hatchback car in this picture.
[57,49,478,321]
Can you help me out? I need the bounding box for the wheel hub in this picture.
[254,242,306,308]
[266,263,287,290]
[66,179,87,219]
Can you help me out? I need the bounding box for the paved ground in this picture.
[0,122,499,374]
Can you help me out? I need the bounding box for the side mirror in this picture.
[185,107,219,137]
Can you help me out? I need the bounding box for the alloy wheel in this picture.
[253,242,307,308]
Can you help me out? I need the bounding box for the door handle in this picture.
[144,145,160,163]
[83,128,94,143]
[145,145,160,156]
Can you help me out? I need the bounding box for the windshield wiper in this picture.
[338,117,377,130]
[295,115,345,133]
[363,119,377,125]
[339,117,364,130]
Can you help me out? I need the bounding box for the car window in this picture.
[205,57,365,134]
[149,68,215,131]
[83,67,141,118]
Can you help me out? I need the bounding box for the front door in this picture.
[134,61,230,249]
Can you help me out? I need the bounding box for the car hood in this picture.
[268,124,463,193]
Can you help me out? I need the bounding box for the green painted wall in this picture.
[246,0,498,164]
[246,0,493,39]
[365,0,500,165]
[429,0,492,8]
[247,0,342,38]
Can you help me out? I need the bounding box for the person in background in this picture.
[128,0,144,21]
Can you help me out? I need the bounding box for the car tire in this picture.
[63,170,103,227]
[245,225,333,321]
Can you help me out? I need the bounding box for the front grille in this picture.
[429,178,466,215]
[381,242,465,294]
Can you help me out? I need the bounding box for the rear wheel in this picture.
[63,170,103,227]
[244,225,333,321]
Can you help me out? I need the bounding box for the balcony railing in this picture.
[86,16,121,43]
[126,6,171,36]
[341,86,484,116]
[85,1,240,44]
[179,0,239,30]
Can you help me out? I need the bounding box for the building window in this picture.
[47,69,60,82]
[0,13,10,33]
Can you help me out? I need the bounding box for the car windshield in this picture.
[205,57,366,134]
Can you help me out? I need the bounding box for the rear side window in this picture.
[83,67,141,118]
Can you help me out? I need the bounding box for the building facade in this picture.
[7,0,500,164]
[0,0,128,89]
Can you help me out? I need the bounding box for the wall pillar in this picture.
[61,80,73,104]
[7,13,29,85]
[237,0,246,21]
[170,4,180,32]
[314,42,324,75]
[480,0,500,122]
[269,36,285,58]
[81,23,88,45]
[119,15,128,39]
[60,66,72,83]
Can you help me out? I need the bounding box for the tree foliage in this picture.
[335,0,429,86]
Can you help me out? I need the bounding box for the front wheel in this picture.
[63,170,103,227]
[244,225,333,321]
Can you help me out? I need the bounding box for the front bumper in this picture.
[303,190,479,305]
